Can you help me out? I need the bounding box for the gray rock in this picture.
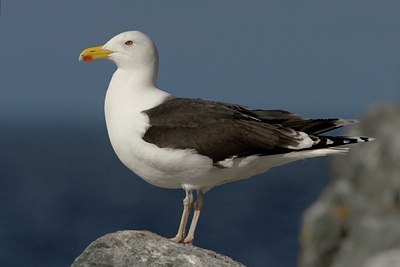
[299,103,400,267]
[361,249,400,267]
[71,230,245,267]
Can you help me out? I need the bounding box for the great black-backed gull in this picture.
[79,31,373,244]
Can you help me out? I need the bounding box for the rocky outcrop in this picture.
[71,230,245,267]
[299,103,400,267]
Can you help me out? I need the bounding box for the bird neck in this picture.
[107,66,170,114]
[113,65,158,88]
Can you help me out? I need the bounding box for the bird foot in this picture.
[169,235,184,243]
[169,235,194,244]
[183,236,194,244]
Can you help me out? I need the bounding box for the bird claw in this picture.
[183,236,194,244]
[169,235,184,243]
[169,235,194,244]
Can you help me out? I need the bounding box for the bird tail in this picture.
[312,135,375,149]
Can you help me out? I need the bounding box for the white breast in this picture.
[104,70,216,189]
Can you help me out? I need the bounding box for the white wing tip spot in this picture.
[286,132,314,150]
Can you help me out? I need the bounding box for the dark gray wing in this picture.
[142,98,316,163]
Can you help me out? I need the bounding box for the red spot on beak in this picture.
[83,55,93,62]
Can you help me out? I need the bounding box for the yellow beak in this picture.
[79,45,112,62]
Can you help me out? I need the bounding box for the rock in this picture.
[71,230,245,267]
[361,249,400,267]
[299,103,400,267]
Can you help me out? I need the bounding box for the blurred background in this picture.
[1,1,399,266]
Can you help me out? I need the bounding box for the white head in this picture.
[79,31,159,72]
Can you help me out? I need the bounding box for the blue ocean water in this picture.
[0,124,330,267]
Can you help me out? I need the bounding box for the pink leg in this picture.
[170,189,193,243]
[184,190,204,244]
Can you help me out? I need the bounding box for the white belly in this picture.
[104,81,217,189]
[105,118,265,190]
[104,94,270,190]
[106,118,215,189]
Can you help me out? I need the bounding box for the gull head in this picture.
[79,31,158,70]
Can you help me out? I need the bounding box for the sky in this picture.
[1,1,400,266]
[0,0,399,126]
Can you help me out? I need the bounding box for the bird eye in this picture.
[125,40,134,46]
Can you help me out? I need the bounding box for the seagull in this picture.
[79,30,373,244]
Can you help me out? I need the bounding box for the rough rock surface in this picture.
[71,230,245,267]
[299,103,400,267]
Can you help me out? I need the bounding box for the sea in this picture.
[0,124,331,267]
